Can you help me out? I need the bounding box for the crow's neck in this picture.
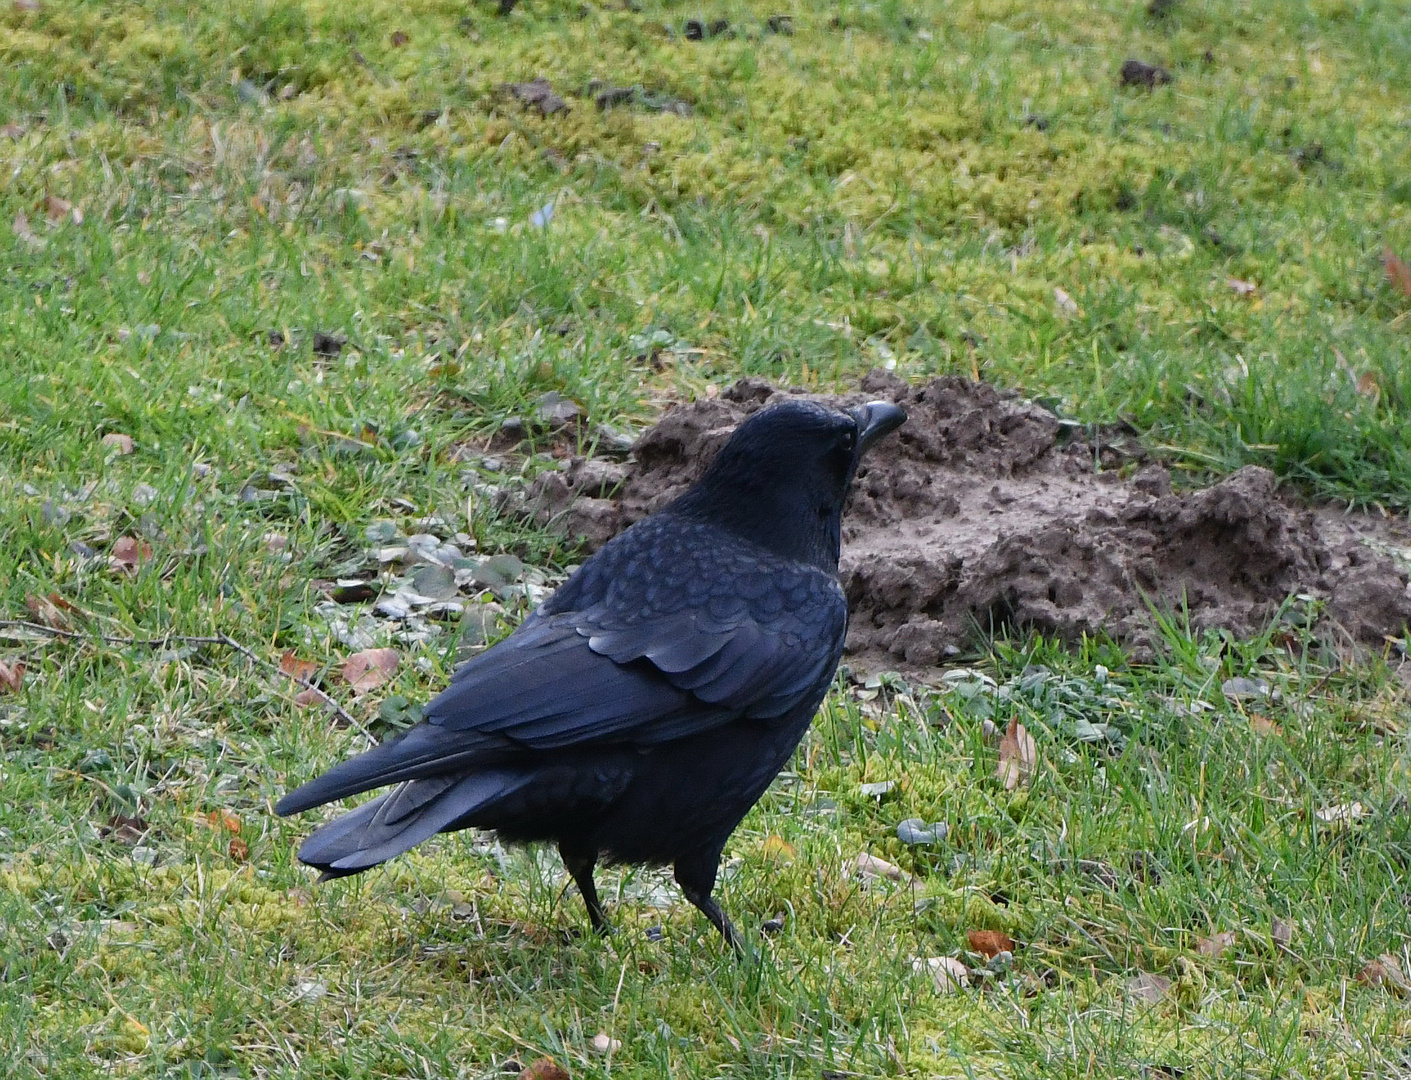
[669,482,842,573]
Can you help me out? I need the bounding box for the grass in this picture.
[2,0,1410,1076]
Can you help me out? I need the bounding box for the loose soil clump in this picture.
[525,374,1411,672]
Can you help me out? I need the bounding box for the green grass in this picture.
[2,1,1411,1077]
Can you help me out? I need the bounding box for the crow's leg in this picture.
[674,847,746,955]
[558,842,612,936]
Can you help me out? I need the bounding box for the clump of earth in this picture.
[522,372,1411,672]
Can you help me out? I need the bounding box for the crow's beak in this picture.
[850,400,907,456]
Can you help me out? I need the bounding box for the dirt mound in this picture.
[525,373,1411,672]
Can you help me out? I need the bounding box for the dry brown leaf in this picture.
[1249,713,1283,736]
[0,659,24,694]
[852,852,912,883]
[1356,372,1380,400]
[1196,930,1236,957]
[1271,917,1294,948]
[44,195,80,224]
[24,593,71,631]
[227,836,250,862]
[0,123,24,138]
[518,1059,570,1080]
[100,813,149,845]
[1384,247,1411,298]
[279,651,319,683]
[1126,971,1172,1003]
[110,536,152,571]
[761,834,796,863]
[1358,954,1411,995]
[101,432,134,454]
[13,211,43,249]
[997,717,1037,790]
[292,687,326,709]
[1227,277,1257,296]
[967,929,1016,958]
[204,810,241,833]
[390,29,409,46]
[342,647,399,693]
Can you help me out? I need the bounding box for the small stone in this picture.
[896,819,948,845]
[913,956,969,993]
[589,1032,621,1055]
[1222,676,1270,700]
[1120,59,1173,88]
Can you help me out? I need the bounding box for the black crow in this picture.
[276,397,906,950]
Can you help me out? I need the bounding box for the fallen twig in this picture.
[0,620,376,746]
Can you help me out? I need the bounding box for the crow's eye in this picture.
[839,429,856,453]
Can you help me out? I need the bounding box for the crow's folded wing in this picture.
[275,553,846,815]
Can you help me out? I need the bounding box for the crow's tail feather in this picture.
[295,770,525,877]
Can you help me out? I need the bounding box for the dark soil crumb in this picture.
[312,331,345,357]
[589,82,692,116]
[1120,59,1174,88]
[523,375,1411,673]
[684,18,730,40]
[500,78,568,116]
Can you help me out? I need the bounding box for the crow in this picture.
[276,396,906,950]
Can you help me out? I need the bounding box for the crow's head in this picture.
[673,398,906,570]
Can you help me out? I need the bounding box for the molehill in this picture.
[526,373,1411,672]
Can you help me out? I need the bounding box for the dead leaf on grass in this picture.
[1053,287,1079,317]
[1249,713,1283,736]
[279,651,319,683]
[1196,930,1235,957]
[1126,971,1172,1003]
[110,536,152,571]
[967,929,1016,957]
[44,195,81,225]
[24,593,72,630]
[101,432,134,454]
[203,809,241,833]
[0,123,24,138]
[1356,372,1380,401]
[761,834,796,863]
[1358,954,1411,995]
[1227,277,1258,296]
[100,813,150,845]
[342,647,398,693]
[518,1059,570,1080]
[1384,247,1411,298]
[390,29,409,46]
[228,837,250,862]
[0,659,24,694]
[13,211,44,250]
[1271,917,1295,948]
[292,687,327,708]
[997,717,1037,790]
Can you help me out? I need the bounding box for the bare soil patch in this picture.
[525,373,1411,672]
